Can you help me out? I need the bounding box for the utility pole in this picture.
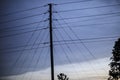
[48,3,54,80]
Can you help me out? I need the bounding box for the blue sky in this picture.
[0,0,120,80]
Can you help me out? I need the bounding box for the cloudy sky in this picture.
[0,0,120,80]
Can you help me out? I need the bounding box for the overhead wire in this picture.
[54,16,108,75]
[54,26,105,78]
[0,26,49,50]
[54,29,72,63]
[3,38,115,54]
[1,9,120,33]
[56,0,93,5]
[53,24,89,76]
[54,39,116,46]
[55,11,108,75]
[0,35,118,51]
[54,37,118,45]
[54,28,100,78]
[35,46,49,69]
[0,20,46,31]
[55,25,105,79]
[53,10,94,75]
[0,27,48,38]
[37,48,51,80]
[29,33,50,80]
[41,48,50,70]
[54,30,82,78]
[21,29,49,80]
[56,21,120,28]
[0,26,45,33]
[2,15,120,33]
[1,12,119,32]
[57,4,120,12]
[1,2,118,79]
[0,46,49,54]
[0,4,47,17]
[57,22,120,29]
[16,15,49,79]
[56,12,97,60]
[16,14,48,79]
[56,11,120,20]
[29,48,49,80]
[30,23,48,50]
[0,42,48,51]
[54,24,76,62]
[10,13,47,75]
[20,13,50,80]
[59,14,120,24]
[0,12,46,24]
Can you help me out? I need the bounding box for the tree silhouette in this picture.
[108,38,120,80]
[57,73,69,80]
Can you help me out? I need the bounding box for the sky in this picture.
[0,0,120,80]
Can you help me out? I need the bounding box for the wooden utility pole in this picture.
[48,3,54,80]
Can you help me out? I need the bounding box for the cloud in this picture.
[0,57,110,80]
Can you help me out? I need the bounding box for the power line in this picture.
[54,31,75,67]
[34,46,48,67]
[55,21,120,28]
[57,4,120,12]
[20,23,49,80]
[10,14,47,72]
[54,40,82,80]
[55,14,104,60]
[56,14,120,25]
[0,15,48,34]
[4,31,48,55]
[56,0,93,5]
[54,24,103,78]
[56,12,103,62]
[57,13,96,58]
[0,25,48,33]
[0,27,48,38]
[0,35,118,51]
[1,9,119,32]
[55,13,108,76]
[0,46,49,53]
[56,11,120,20]
[54,29,112,72]
[29,21,48,50]
[0,5,46,17]
[54,36,119,42]
[0,37,114,52]
[0,26,44,33]
[54,39,116,45]
[29,48,49,80]
[0,14,48,52]
[54,29,88,75]
[0,12,46,24]
[0,42,49,51]
[55,12,118,74]
[2,14,119,33]
[9,32,49,80]
[0,20,46,32]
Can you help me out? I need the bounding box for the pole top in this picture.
[48,3,57,5]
